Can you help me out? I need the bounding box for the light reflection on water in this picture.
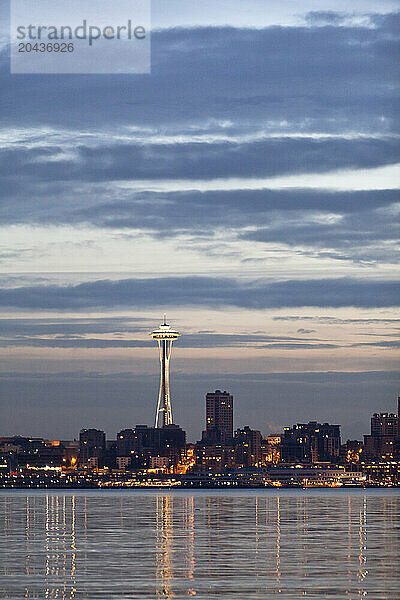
[0,490,399,599]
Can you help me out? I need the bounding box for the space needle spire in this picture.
[150,315,181,428]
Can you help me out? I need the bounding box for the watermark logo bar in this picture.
[10,0,151,74]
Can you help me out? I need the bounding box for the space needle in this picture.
[150,315,181,428]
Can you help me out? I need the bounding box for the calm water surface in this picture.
[0,489,399,599]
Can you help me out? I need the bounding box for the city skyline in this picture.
[1,392,399,488]
[0,0,399,441]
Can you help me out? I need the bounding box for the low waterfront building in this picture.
[265,464,365,486]
[360,460,400,486]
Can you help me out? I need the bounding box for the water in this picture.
[0,489,399,600]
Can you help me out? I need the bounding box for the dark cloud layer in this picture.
[1,185,398,265]
[0,276,398,310]
[1,137,399,184]
[274,316,400,324]
[0,335,321,350]
[242,207,399,254]
[1,370,399,441]
[1,187,398,227]
[1,17,399,130]
[0,317,150,336]
[1,338,397,350]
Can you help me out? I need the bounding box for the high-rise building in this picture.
[160,424,186,449]
[79,429,106,464]
[150,315,180,428]
[234,426,262,467]
[281,421,341,464]
[203,390,234,444]
[194,444,235,472]
[117,429,137,456]
[371,413,399,437]
[364,410,400,460]
[117,425,186,455]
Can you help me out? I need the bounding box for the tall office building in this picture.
[371,413,399,437]
[79,428,106,464]
[364,409,400,459]
[204,390,234,444]
[234,426,263,467]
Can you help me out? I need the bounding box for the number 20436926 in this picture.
[18,42,74,52]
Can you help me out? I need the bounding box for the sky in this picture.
[0,0,399,442]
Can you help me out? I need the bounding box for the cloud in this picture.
[351,340,400,348]
[2,323,398,350]
[0,338,152,349]
[297,328,316,334]
[0,276,398,310]
[1,186,398,228]
[1,136,399,184]
[241,206,399,262]
[0,184,398,264]
[259,343,339,349]
[273,316,400,324]
[1,19,399,132]
[0,317,150,336]
[0,18,398,269]
[0,327,333,349]
[305,11,348,26]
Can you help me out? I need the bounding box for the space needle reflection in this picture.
[156,495,175,598]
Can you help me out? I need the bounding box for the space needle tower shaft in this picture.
[150,315,180,428]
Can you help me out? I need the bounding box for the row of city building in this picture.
[1,391,399,487]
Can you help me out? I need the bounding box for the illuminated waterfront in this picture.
[0,489,399,599]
